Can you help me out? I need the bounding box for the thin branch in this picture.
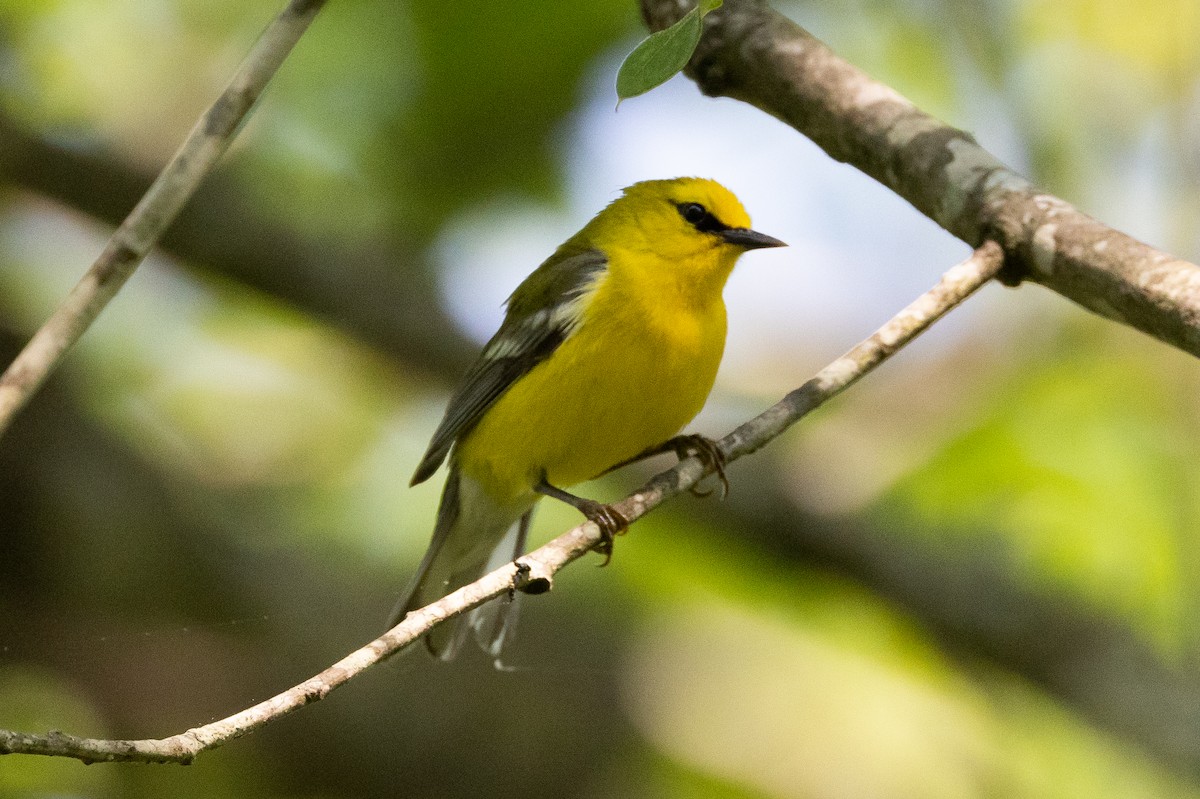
[0,112,474,377]
[0,0,327,441]
[640,0,1200,358]
[0,242,1005,764]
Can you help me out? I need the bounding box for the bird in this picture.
[392,177,785,658]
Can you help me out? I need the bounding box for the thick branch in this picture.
[641,0,1200,357]
[0,0,327,441]
[0,243,1004,764]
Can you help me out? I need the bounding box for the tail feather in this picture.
[389,469,530,660]
[388,469,461,627]
[468,509,532,658]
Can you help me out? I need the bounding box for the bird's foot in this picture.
[534,476,630,566]
[576,499,629,566]
[670,434,729,499]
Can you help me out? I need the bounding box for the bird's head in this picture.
[589,177,785,259]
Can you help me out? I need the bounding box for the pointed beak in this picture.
[720,227,788,250]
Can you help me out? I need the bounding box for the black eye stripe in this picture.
[674,201,729,234]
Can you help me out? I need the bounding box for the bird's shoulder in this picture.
[505,244,608,319]
[409,247,608,485]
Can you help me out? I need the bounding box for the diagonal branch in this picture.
[0,242,1005,764]
[0,112,473,377]
[640,0,1200,358]
[0,0,327,442]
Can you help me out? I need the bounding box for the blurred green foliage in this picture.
[885,322,1200,648]
[0,0,1198,797]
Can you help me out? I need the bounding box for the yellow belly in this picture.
[456,282,726,505]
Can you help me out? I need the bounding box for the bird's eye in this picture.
[680,203,708,224]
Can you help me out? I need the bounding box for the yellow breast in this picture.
[456,245,732,505]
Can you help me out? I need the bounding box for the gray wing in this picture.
[409,248,607,486]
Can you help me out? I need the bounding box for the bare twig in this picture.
[640,0,1200,358]
[0,242,1005,764]
[0,112,474,377]
[0,0,327,441]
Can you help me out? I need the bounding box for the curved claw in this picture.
[578,500,629,566]
[672,434,729,499]
[534,476,631,566]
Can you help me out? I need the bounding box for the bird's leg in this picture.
[603,434,729,499]
[534,477,628,565]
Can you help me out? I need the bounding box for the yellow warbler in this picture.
[393,177,785,658]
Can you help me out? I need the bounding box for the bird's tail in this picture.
[389,469,529,660]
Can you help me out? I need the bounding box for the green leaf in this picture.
[615,0,723,103]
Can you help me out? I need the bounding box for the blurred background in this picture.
[1,0,1199,796]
